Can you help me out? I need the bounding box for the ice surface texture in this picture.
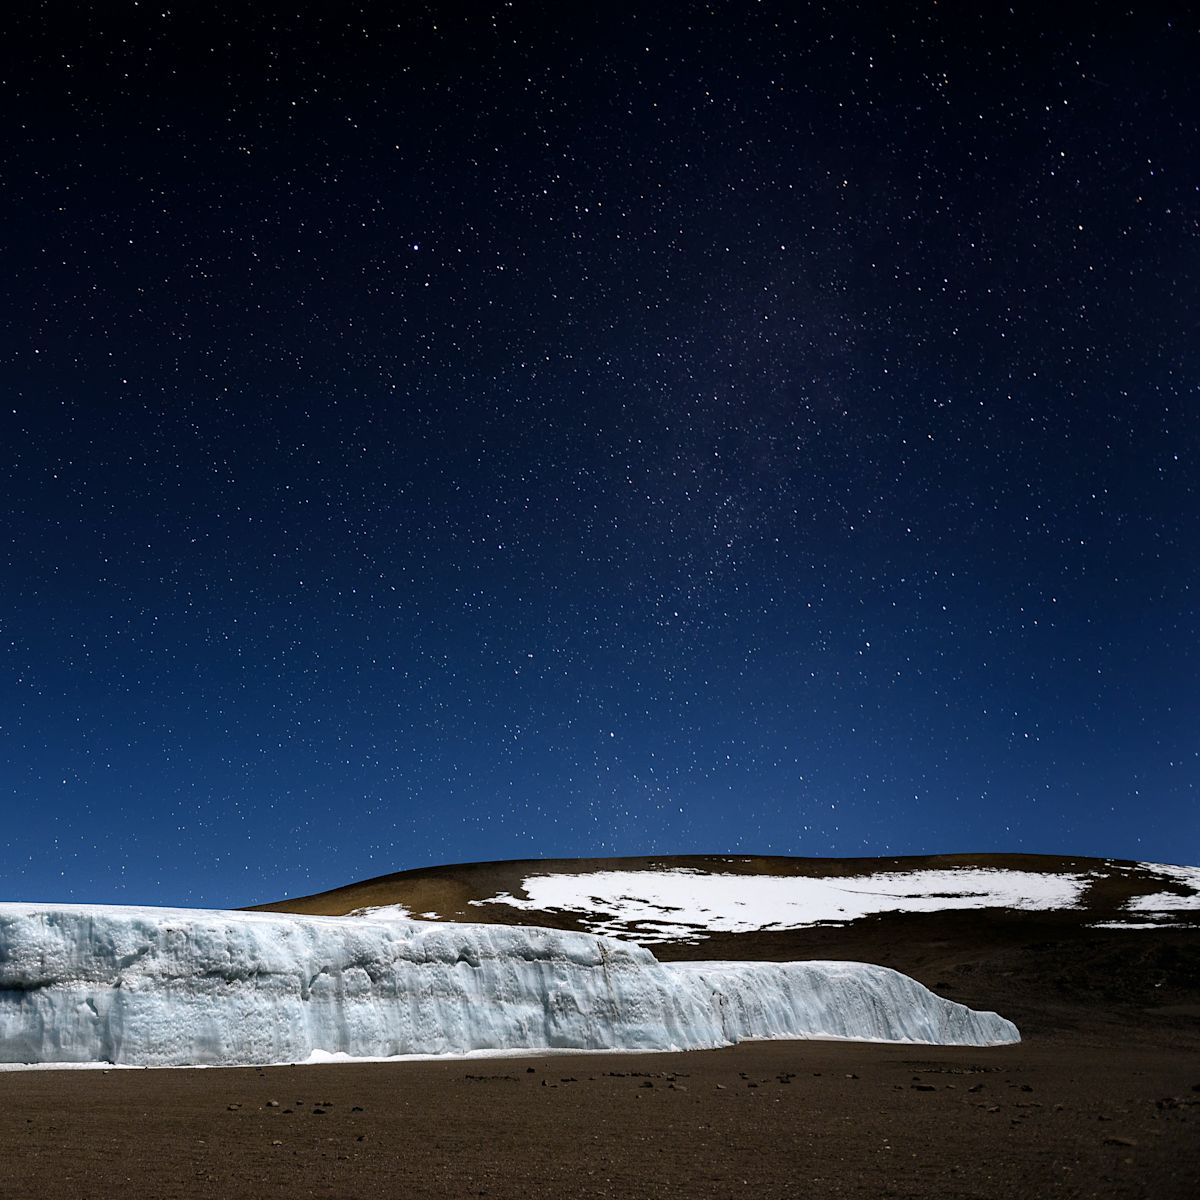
[0,904,1017,1066]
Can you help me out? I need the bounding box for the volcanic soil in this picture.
[1,1037,1196,1200]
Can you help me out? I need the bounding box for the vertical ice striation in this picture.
[0,904,1018,1066]
[667,961,1013,1047]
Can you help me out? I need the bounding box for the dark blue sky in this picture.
[2,3,1197,907]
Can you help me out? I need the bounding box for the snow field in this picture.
[470,867,1091,942]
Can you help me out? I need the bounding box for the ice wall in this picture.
[670,961,1012,1047]
[0,904,1018,1066]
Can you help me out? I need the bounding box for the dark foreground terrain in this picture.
[1,1035,1197,1200]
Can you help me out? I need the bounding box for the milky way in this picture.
[2,4,1196,904]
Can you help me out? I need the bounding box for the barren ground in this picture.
[1,1035,1197,1200]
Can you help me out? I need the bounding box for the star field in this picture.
[1,3,1197,905]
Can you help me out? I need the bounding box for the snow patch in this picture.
[346,903,418,920]
[1090,921,1200,931]
[1126,862,1200,913]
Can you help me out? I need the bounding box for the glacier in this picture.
[0,903,1018,1067]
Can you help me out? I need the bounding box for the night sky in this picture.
[2,4,1197,908]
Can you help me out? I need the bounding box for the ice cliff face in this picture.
[0,904,1017,1066]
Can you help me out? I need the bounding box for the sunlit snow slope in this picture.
[0,904,1017,1067]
